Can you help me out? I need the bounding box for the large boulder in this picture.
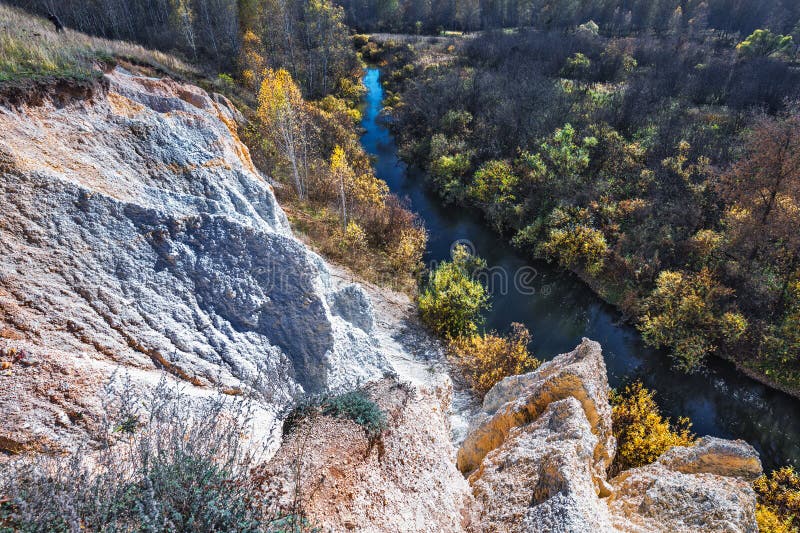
[607,437,761,532]
[468,397,615,532]
[457,338,615,486]
[459,340,763,533]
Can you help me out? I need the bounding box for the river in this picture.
[360,67,799,471]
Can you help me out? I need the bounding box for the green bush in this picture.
[639,268,747,371]
[283,389,387,439]
[418,245,490,338]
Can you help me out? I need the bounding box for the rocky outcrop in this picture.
[458,339,615,489]
[468,397,615,532]
[0,67,390,454]
[460,340,762,533]
[258,377,471,532]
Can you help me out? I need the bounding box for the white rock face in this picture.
[0,68,389,453]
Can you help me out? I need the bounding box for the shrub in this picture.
[609,382,695,475]
[538,222,608,276]
[639,268,748,371]
[418,245,490,338]
[756,505,796,533]
[0,376,271,532]
[754,467,800,533]
[283,389,387,439]
[449,323,540,396]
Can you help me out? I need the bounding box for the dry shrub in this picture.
[449,323,540,396]
[0,375,281,532]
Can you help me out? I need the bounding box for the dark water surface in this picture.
[360,67,799,471]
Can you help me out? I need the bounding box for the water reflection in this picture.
[361,67,800,471]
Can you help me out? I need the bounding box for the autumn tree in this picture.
[754,467,800,533]
[258,69,307,199]
[610,382,695,475]
[719,112,800,309]
[330,145,353,228]
[239,29,266,89]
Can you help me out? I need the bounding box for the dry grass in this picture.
[0,4,195,83]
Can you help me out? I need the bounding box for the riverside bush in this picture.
[449,323,540,396]
[418,245,489,338]
[609,382,695,475]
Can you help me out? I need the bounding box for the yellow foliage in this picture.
[754,467,800,533]
[330,144,386,209]
[610,382,695,475]
[239,30,265,89]
[388,227,427,275]
[257,68,303,125]
[340,221,368,251]
[757,504,796,533]
[449,323,540,396]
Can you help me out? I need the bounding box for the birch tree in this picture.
[257,69,307,198]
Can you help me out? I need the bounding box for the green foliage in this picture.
[736,29,794,58]
[418,245,490,338]
[561,52,591,78]
[283,389,387,438]
[577,20,600,36]
[610,382,695,475]
[449,323,540,396]
[430,152,471,203]
[754,467,800,533]
[468,159,518,229]
[759,281,800,387]
[440,109,472,136]
[639,269,748,371]
[540,124,596,185]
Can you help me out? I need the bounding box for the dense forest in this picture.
[335,0,800,36]
[364,3,800,394]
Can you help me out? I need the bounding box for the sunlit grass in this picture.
[0,4,195,83]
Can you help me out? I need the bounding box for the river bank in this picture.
[360,66,800,471]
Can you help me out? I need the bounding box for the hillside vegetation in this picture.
[374,14,800,394]
[0,4,193,84]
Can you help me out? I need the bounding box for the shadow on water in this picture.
[361,67,800,471]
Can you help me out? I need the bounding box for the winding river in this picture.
[361,68,800,470]
[360,68,800,471]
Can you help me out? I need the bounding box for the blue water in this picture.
[360,67,800,471]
